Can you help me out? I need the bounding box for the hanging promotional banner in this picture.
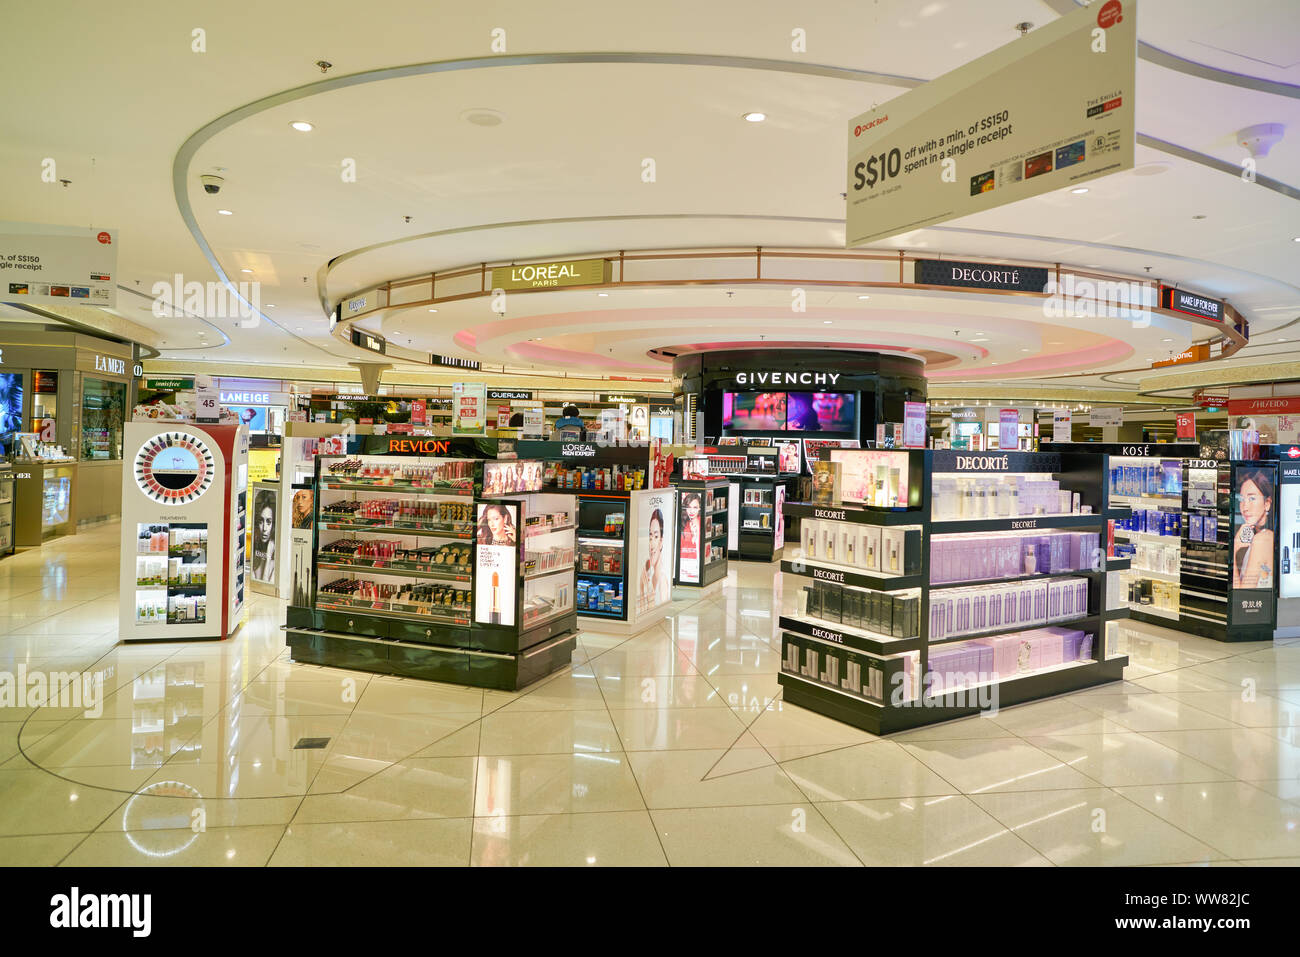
[678,489,702,585]
[1280,464,1300,600]
[0,222,118,307]
[999,409,1019,450]
[1176,412,1197,440]
[846,0,1137,246]
[522,407,545,439]
[452,382,486,435]
[903,401,927,448]
[1052,409,1072,442]
[1091,407,1123,427]
[475,503,518,626]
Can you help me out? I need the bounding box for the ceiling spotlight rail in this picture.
[330,247,1247,370]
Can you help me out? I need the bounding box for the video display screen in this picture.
[787,392,855,433]
[0,373,23,455]
[722,392,786,431]
[227,405,268,431]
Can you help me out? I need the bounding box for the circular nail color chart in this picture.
[134,432,216,504]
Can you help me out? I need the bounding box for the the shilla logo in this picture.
[50,888,151,937]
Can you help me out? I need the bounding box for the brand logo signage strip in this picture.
[1161,286,1224,322]
[733,372,842,387]
[915,259,1049,293]
[432,355,481,370]
[1227,397,1300,416]
[490,258,611,290]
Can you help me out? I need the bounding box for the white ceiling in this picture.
[1,0,1297,395]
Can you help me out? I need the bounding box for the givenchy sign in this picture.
[734,371,841,387]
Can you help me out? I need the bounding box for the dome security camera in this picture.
[1238,123,1284,158]
[200,174,224,194]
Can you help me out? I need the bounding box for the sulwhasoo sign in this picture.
[734,372,841,387]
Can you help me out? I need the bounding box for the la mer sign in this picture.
[94,355,126,375]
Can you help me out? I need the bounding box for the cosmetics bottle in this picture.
[490,572,501,624]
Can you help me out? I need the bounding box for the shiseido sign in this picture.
[955,454,1010,471]
[916,259,1049,293]
[734,371,841,387]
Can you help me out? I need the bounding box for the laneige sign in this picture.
[734,372,841,387]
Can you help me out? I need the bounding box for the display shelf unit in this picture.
[777,449,1130,735]
[119,423,249,641]
[0,468,13,558]
[673,479,730,589]
[285,447,580,689]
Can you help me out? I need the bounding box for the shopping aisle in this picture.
[3,523,1300,866]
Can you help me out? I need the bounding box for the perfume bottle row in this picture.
[523,544,575,574]
[931,475,1081,520]
[926,628,1094,691]
[704,543,725,564]
[1128,540,1181,576]
[524,511,574,536]
[1126,577,1179,614]
[1116,507,1181,537]
[1109,460,1182,499]
[323,498,473,524]
[799,520,920,575]
[319,576,470,613]
[929,530,1100,584]
[137,523,170,554]
[578,578,624,615]
[597,512,625,536]
[550,464,646,491]
[798,581,920,638]
[320,538,471,568]
[928,576,1089,641]
[325,459,474,487]
[167,594,207,624]
[168,526,207,558]
[782,638,917,705]
[577,544,622,576]
[1187,513,1220,542]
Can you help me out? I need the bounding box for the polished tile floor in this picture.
[3,522,1300,866]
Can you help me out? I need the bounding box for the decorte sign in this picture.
[490,258,611,290]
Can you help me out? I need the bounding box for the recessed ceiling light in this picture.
[240,268,252,274]
[290,121,313,132]
[267,304,275,308]
[1192,214,1206,220]
[1162,338,1172,342]
[461,108,504,127]
[296,326,304,331]
[1020,348,1030,351]
[823,320,832,324]
[428,308,438,313]
[858,295,870,300]
[743,112,766,122]
[597,292,609,297]
[1070,187,1089,194]
[217,209,233,215]
[1293,237,1300,242]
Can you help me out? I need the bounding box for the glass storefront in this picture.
[82,377,126,460]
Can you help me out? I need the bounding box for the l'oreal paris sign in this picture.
[734,372,841,387]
